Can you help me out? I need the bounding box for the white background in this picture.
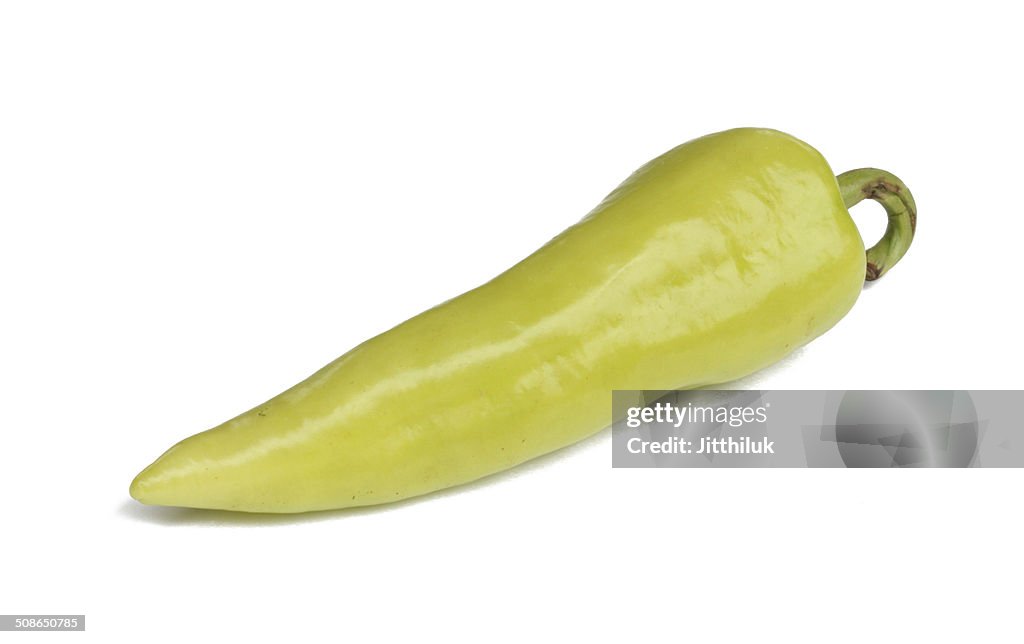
[1,1,1021,641]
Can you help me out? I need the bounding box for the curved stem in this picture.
[836,168,917,281]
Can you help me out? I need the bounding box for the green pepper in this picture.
[130,127,916,513]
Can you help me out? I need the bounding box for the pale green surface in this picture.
[131,128,867,512]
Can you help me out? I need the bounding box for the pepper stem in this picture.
[836,168,917,281]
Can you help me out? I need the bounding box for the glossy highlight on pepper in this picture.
[130,127,916,513]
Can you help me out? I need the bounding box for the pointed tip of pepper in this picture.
[129,472,146,503]
[128,419,342,513]
[129,461,167,506]
[127,432,284,512]
[128,439,209,509]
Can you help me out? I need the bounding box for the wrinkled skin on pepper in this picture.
[131,128,873,512]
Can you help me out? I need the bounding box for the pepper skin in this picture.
[130,127,916,513]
